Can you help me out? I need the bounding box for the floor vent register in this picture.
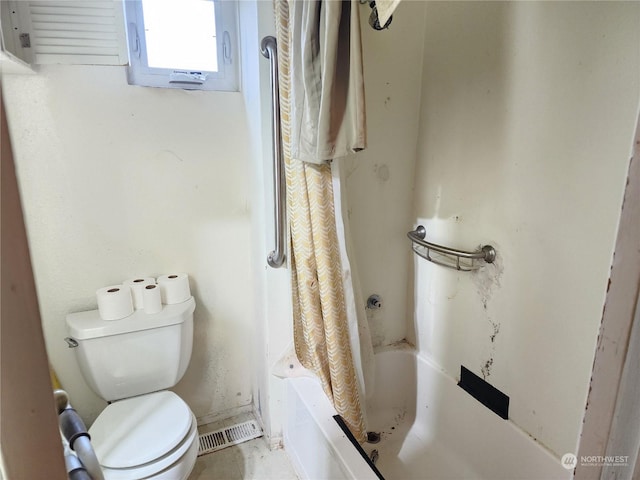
[198,420,263,456]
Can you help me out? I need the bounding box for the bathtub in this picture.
[284,349,571,479]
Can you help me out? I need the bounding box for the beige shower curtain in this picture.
[275,0,367,442]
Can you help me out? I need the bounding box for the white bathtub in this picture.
[284,349,571,479]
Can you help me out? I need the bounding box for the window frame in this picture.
[124,0,239,91]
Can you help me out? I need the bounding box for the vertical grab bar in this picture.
[261,36,286,268]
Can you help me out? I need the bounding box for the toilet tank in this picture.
[66,297,195,402]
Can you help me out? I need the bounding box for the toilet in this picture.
[65,297,198,480]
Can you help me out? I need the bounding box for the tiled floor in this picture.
[188,413,299,480]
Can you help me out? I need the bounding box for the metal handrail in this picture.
[261,36,286,268]
[407,225,496,271]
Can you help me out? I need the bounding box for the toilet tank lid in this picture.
[89,391,193,469]
[66,297,195,340]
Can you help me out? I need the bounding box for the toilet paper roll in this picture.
[157,274,191,304]
[96,285,133,321]
[142,284,162,314]
[123,277,156,310]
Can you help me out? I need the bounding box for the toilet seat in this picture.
[89,391,198,480]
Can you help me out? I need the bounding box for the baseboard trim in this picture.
[196,404,254,427]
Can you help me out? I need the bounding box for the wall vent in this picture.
[10,0,128,65]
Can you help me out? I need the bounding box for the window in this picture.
[124,0,239,91]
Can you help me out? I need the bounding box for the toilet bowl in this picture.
[65,296,198,480]
[89,391,198,480]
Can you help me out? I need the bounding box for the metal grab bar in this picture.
[261,36,286,268]
[407,225,496,271]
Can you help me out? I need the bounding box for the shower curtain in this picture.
[275,0,370,442]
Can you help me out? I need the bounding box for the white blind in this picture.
[18,1,128,65]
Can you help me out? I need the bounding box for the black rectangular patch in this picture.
[458,365,509,419]
[333,415,385,480]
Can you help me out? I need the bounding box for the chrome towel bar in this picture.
[407,225,496,271]
[261,36,286,268]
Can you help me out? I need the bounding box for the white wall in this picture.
[238,0,293,446]
[412,1,640,458]
[344,1,427,348]
[2,65,254,425]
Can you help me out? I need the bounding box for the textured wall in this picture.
[3,65,254,425]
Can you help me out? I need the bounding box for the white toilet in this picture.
[65,297,198,480]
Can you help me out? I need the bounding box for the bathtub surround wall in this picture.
[2,66,255,425]
[412,1,640,459]
[344,1,428,348]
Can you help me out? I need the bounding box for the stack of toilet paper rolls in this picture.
[96,274,191,321]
